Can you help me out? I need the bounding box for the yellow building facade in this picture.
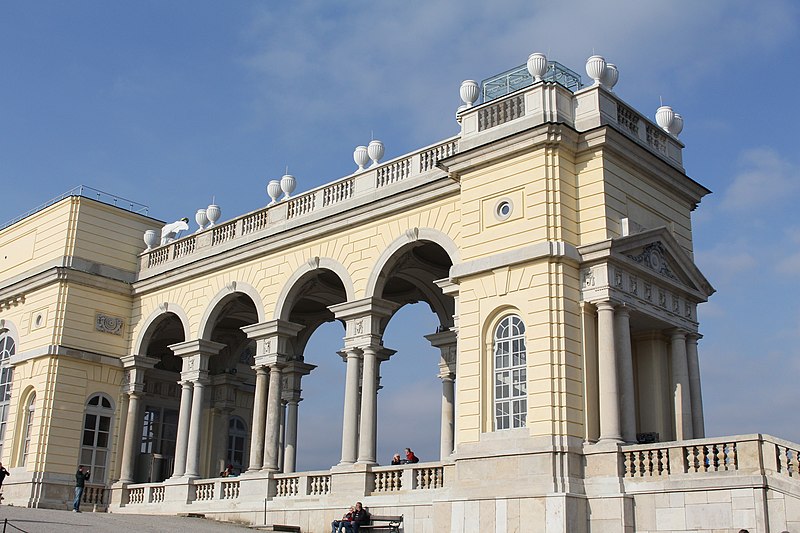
[1,56,799,532]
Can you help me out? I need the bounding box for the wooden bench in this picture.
[359,514,403,533]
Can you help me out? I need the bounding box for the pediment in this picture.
[610,227,714,300]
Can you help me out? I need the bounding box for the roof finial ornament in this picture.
[585,54,607,87]
[527,52,548,83]
[459,80,479,108]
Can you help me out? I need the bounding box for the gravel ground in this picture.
[0,505,254,533]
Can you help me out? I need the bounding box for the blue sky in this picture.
[2,1,799,470]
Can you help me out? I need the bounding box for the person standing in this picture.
[72,465,90,512]
[0,462,9,502]
[404,448,419,464]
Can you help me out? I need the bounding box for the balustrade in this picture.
[776,442,800,477]
[152,485,164,503]
[478,95,525,131]
[139,138,458,273]
[127,487,145,504]
[212,221,237,245]
[376,158,411,188]
[309,475,331,495]
[173,236,196,258]
[275,476,299,497]
[322,179,353,207]
[373,469,403,493]
[193,482,215,502]
[623,448,670,477]
[221,480,240,499]
[242,209,269,234]
[414,466,444,489]
[287,193,315,219]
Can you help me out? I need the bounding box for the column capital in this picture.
[120,354,159,394]
[242,319,305,365]
[329,297,399,347]
[668,328,689,341]
[169,339,224,382]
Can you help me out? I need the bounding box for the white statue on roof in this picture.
[160,217,190,246]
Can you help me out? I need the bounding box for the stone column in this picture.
[357,345,380,465]
[283,399,298,473]
[686,333,705,438]
[280,360,315,474]
[670,329,693,440]
[185,379,207,478]
[172,380,193,478]
[247,366,269,473]
[596,301,622,443]
[425,329,457,459]
[240,319,305,471]
[329,297,399,466]
[339,348,362,465]
[118,355,157,483]
[262,363,284,471]
[119,392,142,483]
[278,401,287,472]
[614,305,637,443]
[169,339,225,478]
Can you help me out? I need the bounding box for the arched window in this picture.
[80,394,114,483]
[494,315,527,430]
[20,393,35,466]
[227,416,248,472]
[0,332,15,458]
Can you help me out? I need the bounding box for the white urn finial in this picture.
[195,208,209,233]
[527,52,548,82]
[368,139,384,167]
[601,63,619,90]
[206,204,221,226]
[586,55,607,86]
[655,105,675,133]
[280,174,296,200]
[143,229,159,251]
[353,145,369,171]
[267,179,282,205]
[668,113,684,137]
[459,80,479,107]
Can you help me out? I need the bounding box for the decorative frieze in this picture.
[581,263,697,325]
[627,242,678,281]
[95,313,124,335]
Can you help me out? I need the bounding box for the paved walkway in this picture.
[0,506,254,533]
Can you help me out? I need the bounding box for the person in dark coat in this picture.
[347,501,370,533]
[72,465,90,512]
[404,448,419,464]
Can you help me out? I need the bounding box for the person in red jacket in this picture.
[404,447,420,464]
[331,505,354,533]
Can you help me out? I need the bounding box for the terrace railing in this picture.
[139,137,459,276]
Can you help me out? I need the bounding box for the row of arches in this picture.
[124,237,460,481]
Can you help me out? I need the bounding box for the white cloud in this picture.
[719,148,800,212]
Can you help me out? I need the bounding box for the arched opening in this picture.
[278,267,349,472]
[202,293,259,478]
[135,312,185,482]
[80,393,114,483]
[370,239,456,464]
